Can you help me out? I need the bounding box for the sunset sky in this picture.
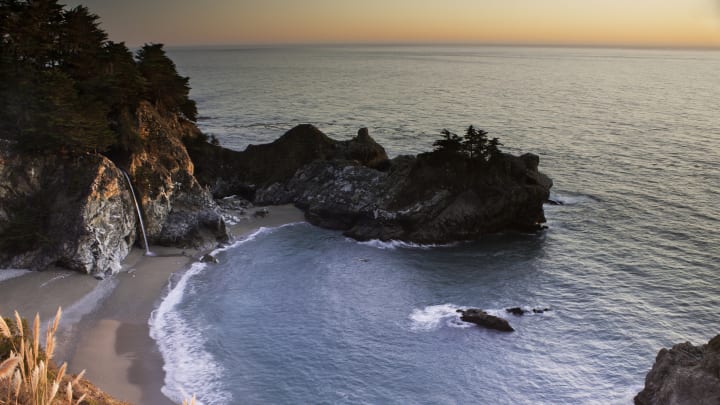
[66,0,720,48]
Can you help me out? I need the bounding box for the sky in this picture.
[65,0,720,48]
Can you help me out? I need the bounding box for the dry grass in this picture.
[0,308,129,405]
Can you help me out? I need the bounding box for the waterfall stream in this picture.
[121,170,155,256]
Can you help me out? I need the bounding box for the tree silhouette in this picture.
[136,43,197,121]
[433,129,463,154]
[431,126,502,164]
[0,1,198,154]
[463,125,489,160]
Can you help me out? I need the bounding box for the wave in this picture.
[356,239,457,250]
[547,192,599,206]
[149,222,303,404]
[409,304,472,331]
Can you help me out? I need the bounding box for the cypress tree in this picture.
[136,43,197,121]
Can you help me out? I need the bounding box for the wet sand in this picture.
[0,204,305,405]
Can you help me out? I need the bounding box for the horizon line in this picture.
[148,41,720,52]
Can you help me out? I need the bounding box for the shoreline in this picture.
[0,204,306,405]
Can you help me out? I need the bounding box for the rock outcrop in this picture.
[0,103,228,275]
[186,125,389,199]
[456,309,514,332]
[124,102,227,247]
[635,335,720,405]
[250,127,551,243]
[0,147,136,275]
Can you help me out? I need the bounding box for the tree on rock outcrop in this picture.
[433,129,463,154]
[431,125,503,164]
[136,43,197,121]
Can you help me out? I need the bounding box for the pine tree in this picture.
[462,125,489,161]
[487,137,503,162]
[433,129,463,154]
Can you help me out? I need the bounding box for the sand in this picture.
[0,204,305,405]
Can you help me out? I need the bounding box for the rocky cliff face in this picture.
[0,103,228,275]
[0,147,136,275]
[186,124,389,199]
[635,335,720,405]
[125,102,227,247]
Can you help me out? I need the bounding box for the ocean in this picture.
[151,45,720,404]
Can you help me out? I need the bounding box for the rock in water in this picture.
[200,254,219,264]
[506,307,529,316]
[457,309,514,332]
[635,335,720,404]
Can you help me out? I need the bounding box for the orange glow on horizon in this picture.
[66,0,720,48]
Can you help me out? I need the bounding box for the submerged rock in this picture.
[506,307,528,316]
[635,335,720,405]
[505,307,551,316]
[456,309,514,332]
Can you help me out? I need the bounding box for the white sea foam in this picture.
[0,269,30,283]
[357,239,456,250]
[409,304,472,331]
[149,261,230,405]
[548,192,598,206]
[149,222,304,404]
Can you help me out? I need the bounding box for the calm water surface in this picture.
[150,46,720,404]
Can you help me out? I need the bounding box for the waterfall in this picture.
[121,170,155,256]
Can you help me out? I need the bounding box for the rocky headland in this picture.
[0,113,553,276]
[635,335,720,405]
[187,125,552,244]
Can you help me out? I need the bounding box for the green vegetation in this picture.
[433,125,503,164]
[0,0,197,155]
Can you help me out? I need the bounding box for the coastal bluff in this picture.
[1,113,551,275]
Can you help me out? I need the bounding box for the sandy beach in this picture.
[0,204,305,405]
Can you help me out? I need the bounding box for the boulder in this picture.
[0,150,136,275]
[456,309,514,332]
[635,335,720,404]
